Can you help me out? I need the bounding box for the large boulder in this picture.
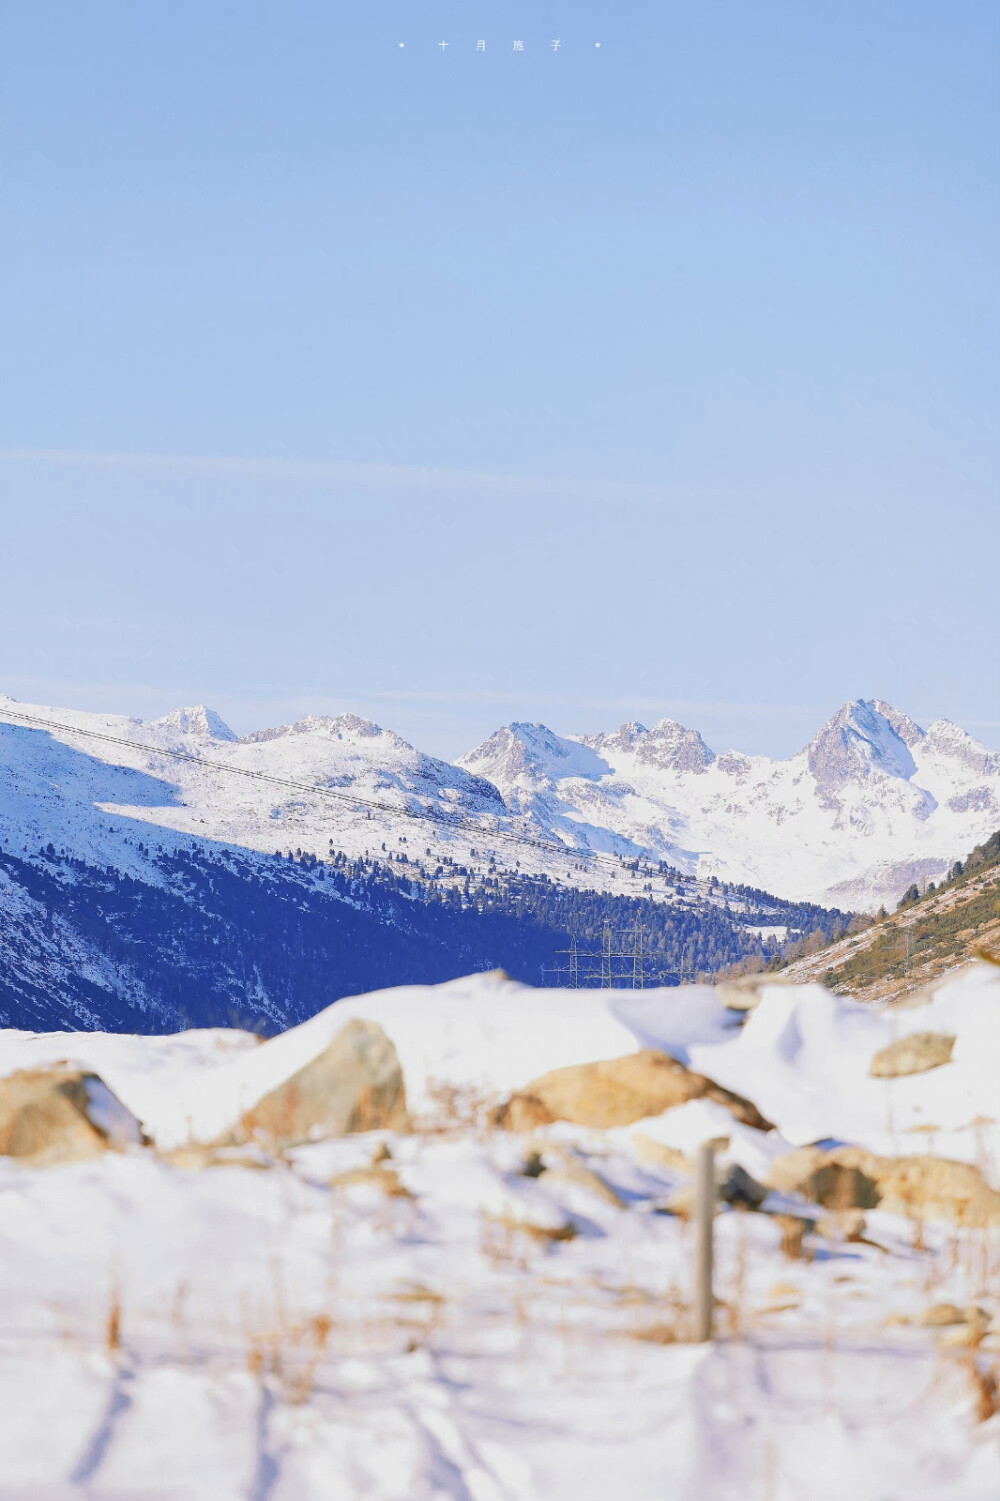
[767,1147,882,1212]
[0,1068,142,1166]
[869,1032,955,1078]
[494,1049,773,1132]
[767,1144,1000,1226]
[231,1018,409,1149]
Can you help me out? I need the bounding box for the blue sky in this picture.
[1,1,997,758]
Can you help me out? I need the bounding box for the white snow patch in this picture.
[1,965,999,1497]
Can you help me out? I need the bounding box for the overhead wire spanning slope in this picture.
[0,706,673,882]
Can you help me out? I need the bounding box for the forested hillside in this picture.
[0,837,847,1033]
[773,830,1000,1002]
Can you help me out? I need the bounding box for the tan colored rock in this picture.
[766,1146,880,1210]
[632,1135,690,1171]
[540,1146,625,1207]
[768,1280,802,1304]
[766,1145,1000,1227]
[855,1151,1000,1227]
[330,1164,412,1197]
[870,1032,955,1078]
[938,1309,990,1348]
[494,1093,553,1133]
[231,1018,408,1149]
[660,1183,695,1218]
[0,1067,141,1167]
[918,1303,966,1327]
[163,1144,273,1171]
[714,978,766,1012]
[812,1161,882,1212]
[766,1146,826,1194]
[495,1049,773,1133]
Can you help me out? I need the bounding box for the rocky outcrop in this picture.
[0,1067,142,1166]
[869,1032,955,1078]
[531,1143,626,1207]
[766,1146,881,1211]
[635,719,716,774]
[494,1049,773,1133]
[767,1145,1000,1227]
[230,1018,409,1149]
[806,699,918,787]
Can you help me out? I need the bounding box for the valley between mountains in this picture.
[0,692,996,1032]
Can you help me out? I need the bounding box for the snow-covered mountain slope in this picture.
[459,700,1000,910]
[0,692,994,925]
[4,695,850,1032]
[0,699,510,879]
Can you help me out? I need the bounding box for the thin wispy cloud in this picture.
[0,675,816,721]
[0,447,764,504]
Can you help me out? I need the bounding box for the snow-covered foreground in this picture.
[1,967,998,1499]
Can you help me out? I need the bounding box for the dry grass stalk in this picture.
[419,1078,492,1134]
[630,1321,678,1345]
[244,1307,335,1403]
[726,1214,749,1337]
[329,1164,413,1197]
[106,1286,122,1354]
[479,1211,576,1269]
[773,1214,810,1261]
[966,1357,999,1422]
[492,1214,577,1245]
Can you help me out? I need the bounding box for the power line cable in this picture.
[0,706,684,882]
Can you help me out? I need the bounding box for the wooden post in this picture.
[693,1141,715,1341]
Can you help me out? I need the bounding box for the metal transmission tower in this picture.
[544,935,591,988]
[601,925,614,989]
[544,925,653,989]
[551,935,581,989]
[632,923,646,990]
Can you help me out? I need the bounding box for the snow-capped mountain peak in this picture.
[456,698,999,909]
[0,691,996,913]
[921,718,1000,777]
[459,723,608,787]
[804,699,918,786]
[239,713,408,751]
[634,718,716,774]
[148,705,237,744]
[578,718,716,773]
[871,699,925,749]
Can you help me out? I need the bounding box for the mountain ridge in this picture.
[460,698,999,909]
[4,689,988,1032]
[1,693,996,913]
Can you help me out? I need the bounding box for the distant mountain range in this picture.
[3,694,994,911]
[460,699,999,910]
[0,691,994,1032]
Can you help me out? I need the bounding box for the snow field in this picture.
[0,1131,997,1499]
[0,963,998,1497]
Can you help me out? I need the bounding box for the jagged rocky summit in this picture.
[1,692,996,915]
[0,690,995,1032]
